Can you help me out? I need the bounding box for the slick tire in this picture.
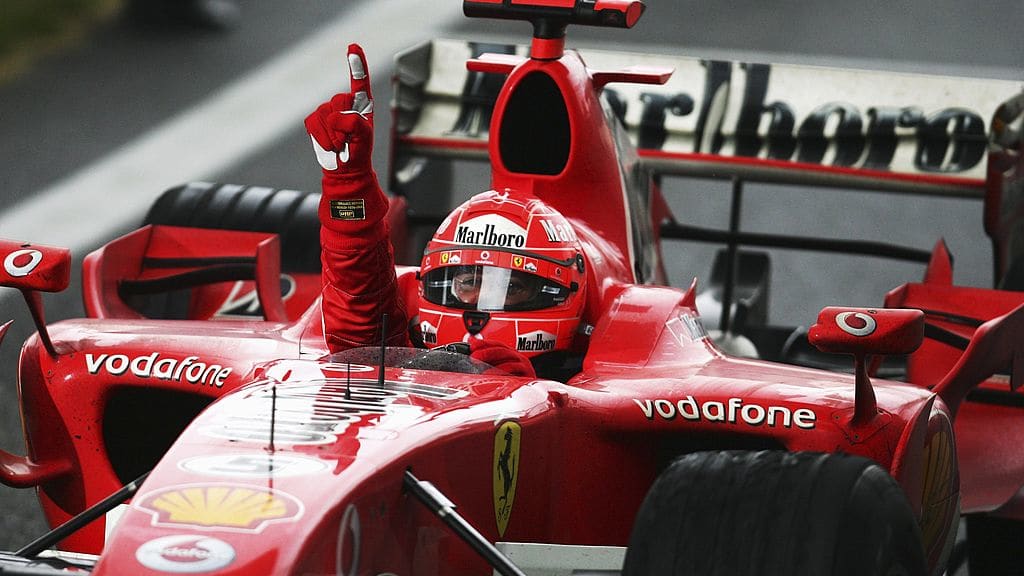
[144,182,322,274]
[621,450,927,576]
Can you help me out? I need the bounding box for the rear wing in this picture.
[390,39,1022,198]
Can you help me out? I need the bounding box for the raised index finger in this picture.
[346,43,372,109]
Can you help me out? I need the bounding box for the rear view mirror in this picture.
[809,306,924,426]
[0,239,70,293]
[809,307,924,357]
[1,239,72,357]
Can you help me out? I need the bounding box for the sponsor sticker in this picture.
[634,396,816,429]
[835,311,877,337]
[454,215,527,248]
[440,250,463,266]
[666,312,708,345]
[493,421,521,537]
[516,330,556,352]
[539,219,576,243]
[329,199,366,221]
[420,320,438,345]
[85,353,231,388]
[178,454,328,479]
[214,276,297,318]
[3,249,42,277]
[135,484,304,533]
[136,535,235,573]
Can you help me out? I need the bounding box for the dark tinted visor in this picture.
[422,265,572,312]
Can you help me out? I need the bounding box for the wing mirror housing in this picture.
[1,239,71,356]
[1,240,70,292]
[809,307,924,426]
[809,307,924,356]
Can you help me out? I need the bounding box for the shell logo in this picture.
[136,484,304,533]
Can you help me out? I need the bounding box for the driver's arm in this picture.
[305,44,409,351]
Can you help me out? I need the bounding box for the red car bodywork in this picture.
[2,1,1023,574]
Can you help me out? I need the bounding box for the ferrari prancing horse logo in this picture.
[492,421,521,537]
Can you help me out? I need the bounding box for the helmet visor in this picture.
[422,265,572,312]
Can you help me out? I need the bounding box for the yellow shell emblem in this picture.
[492,421,521,537]
[138,484,303,533]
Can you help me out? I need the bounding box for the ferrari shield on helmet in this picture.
[418,189,586,357]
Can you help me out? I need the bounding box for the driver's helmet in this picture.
[417,189,586,357]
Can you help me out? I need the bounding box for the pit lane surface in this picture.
[0,0,1021,567]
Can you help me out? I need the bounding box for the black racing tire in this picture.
[964,514,1024,575]
[622,450,927,576]
[144,182,322,274]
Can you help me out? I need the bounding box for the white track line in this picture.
[0,0,462,251]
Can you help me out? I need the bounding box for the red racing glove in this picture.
[305,43,384,241]
[306,44,408,351]
[470,339,536,378]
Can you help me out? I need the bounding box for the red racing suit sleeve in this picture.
[306,43,409,352]
[318,171,410,352]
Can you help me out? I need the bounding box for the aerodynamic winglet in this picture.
[934,302,1024,417]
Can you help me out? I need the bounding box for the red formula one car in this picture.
[1,1,1023,575]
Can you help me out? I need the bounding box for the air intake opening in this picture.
[104,387,215,483]
[499,72,570,175]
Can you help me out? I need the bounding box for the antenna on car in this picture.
[265,369,286,453]
[345,362,352,401]
[378,313,389,388]
[268,382,278,453]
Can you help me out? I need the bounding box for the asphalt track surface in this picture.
[0,0,1021,566]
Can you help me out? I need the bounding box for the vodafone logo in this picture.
[85,353,231,388]
[835,311,877,337]
[3,249,42,277]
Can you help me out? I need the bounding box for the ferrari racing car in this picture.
[0,1,1023,574]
